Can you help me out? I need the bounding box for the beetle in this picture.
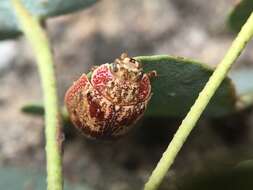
[65,53,156,140]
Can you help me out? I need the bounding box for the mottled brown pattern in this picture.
[92,65,151,105]
[65,54,156,139]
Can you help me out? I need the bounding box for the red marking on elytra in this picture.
[65,74,89,103]
[64,53,156,140]
[138,75,150,101]
[92,64,113,87]
[87,93,105,121]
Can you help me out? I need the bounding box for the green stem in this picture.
[12,1,63,190]
[144,12,253,190]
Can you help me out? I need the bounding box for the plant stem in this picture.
[12,1,63,190]
[144,12,253,190]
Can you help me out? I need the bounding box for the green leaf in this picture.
[20,0,98,18]
[22,56,253,119]
[0,0,98,40]
[21,102,69,121]
[0,166,92,190]
[0,1,21,39]
[21,102,45,115]
[135,55,237,117]
[178,166,253,190]
[228,0,253,32]
[236,160,253,170]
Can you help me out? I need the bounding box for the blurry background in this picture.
[1,0,253,189]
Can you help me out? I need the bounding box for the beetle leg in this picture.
[147,70,157,79]
[136,72,143,81]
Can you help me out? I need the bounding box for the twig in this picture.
[12,1,63,190]
[144,12,253,190]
